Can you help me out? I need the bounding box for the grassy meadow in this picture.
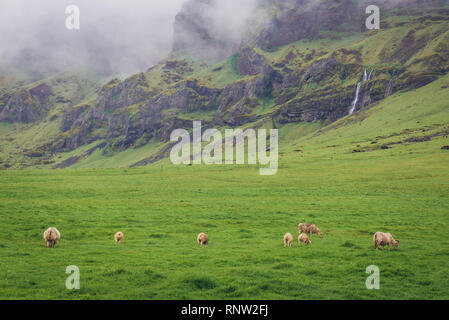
[1,142,448,300]
[0,73,448,300]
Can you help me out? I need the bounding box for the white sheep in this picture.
[197,233,209,246]
[283,233,293,247]
[115,232,124,244]
[43,227,61,248]
[298,233,311,246]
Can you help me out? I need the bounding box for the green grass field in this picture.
[1,75,448,300]
[1,144,448,299]
[1,1,449,301]
[0,76,449,299]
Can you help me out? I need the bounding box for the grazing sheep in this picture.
[197,233,209,247]
[283,233,293,247]
[43,227,60,248]
[115,232,124,244]
[373,232,399,250]
[298,233,311,246]
[298,223,323,238]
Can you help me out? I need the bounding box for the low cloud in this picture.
[0,0,185,77]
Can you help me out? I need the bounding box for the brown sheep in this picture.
[373,232,399,250]
[43,227,61,248]
[197,233,209,247]
[283,233,293,247]
[298,233,311,246]
[115,232,124,244]
[298,223,323,238]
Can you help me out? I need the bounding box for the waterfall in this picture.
[348,82,362,115]
[348,69,372,115]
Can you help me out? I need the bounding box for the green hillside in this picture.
[1,2,448,169]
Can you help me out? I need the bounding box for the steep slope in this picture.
[47,72,449,170]
[0,72,106,169]
[0,0,448,169]
[284,73,449,156]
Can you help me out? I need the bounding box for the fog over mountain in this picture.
[0,0,442,78]
[0,0,447,170]
[0,0,269,78]
[172,0,261,59]
[0,0,186,77]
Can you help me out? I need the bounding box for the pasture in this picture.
[1,77,448,299]
[1,141,448,299]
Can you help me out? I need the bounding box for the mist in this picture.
[172,0,262,60]
[0,0,186,78]
[0,0,414,79]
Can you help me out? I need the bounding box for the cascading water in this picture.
[348,82,362,115]
[348,69,372,115]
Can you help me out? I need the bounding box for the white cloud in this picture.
[0,0,186,76]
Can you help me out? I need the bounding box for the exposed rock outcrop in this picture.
[215,75,269,125]
[0,89,43,123]
[254,0,362,49]
[94,73,149,116]
[236,48,273,76]
[274,86,355,124]
[8,0,447,168]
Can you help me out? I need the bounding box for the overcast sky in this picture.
[0,0,186,77]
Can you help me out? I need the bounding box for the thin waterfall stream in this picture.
[348,69,372,115]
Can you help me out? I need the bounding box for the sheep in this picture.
[298,223,323,238]
[283,233,293,247]
[197,233,209,247]
[43,227,60,248]
[298,233,311,246]
[373,232,399,250]
[114,232,124,244]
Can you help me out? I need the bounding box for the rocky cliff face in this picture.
[1,0,448,168]
[0,89,40,123]
[0,83,51,123]
[254,0,363,49]
[173,0,449,52]
[55,73,271,152]
[236,48,273,76]
[46,0,449,154]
